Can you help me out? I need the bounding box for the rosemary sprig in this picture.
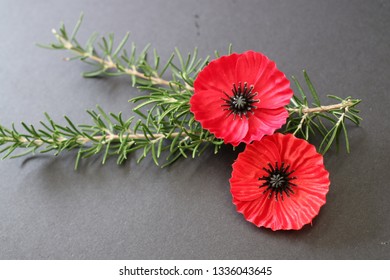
[0,15,362,168]
[0,106,222,169]
[285,71,362,154]
[38,13,206,90]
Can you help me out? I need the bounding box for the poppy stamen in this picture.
[258,161,296,201]
[220,82,259,119]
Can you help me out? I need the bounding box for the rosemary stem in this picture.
[293,113,309,136]
[288,100,354,114]
[89,132,184,143]
[3,132,186,147]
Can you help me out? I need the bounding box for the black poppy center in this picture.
[221,82,259,119]
[258,162,297,201]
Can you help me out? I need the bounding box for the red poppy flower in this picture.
[190,51,293,146]
[230,133,330,231]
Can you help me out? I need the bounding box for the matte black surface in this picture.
[1,0,389,259]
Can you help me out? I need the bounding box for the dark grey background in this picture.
[0,0,389,259]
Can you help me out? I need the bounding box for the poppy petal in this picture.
[235,51,267,87]
[241,108,288,143]
[194,54,239,93]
